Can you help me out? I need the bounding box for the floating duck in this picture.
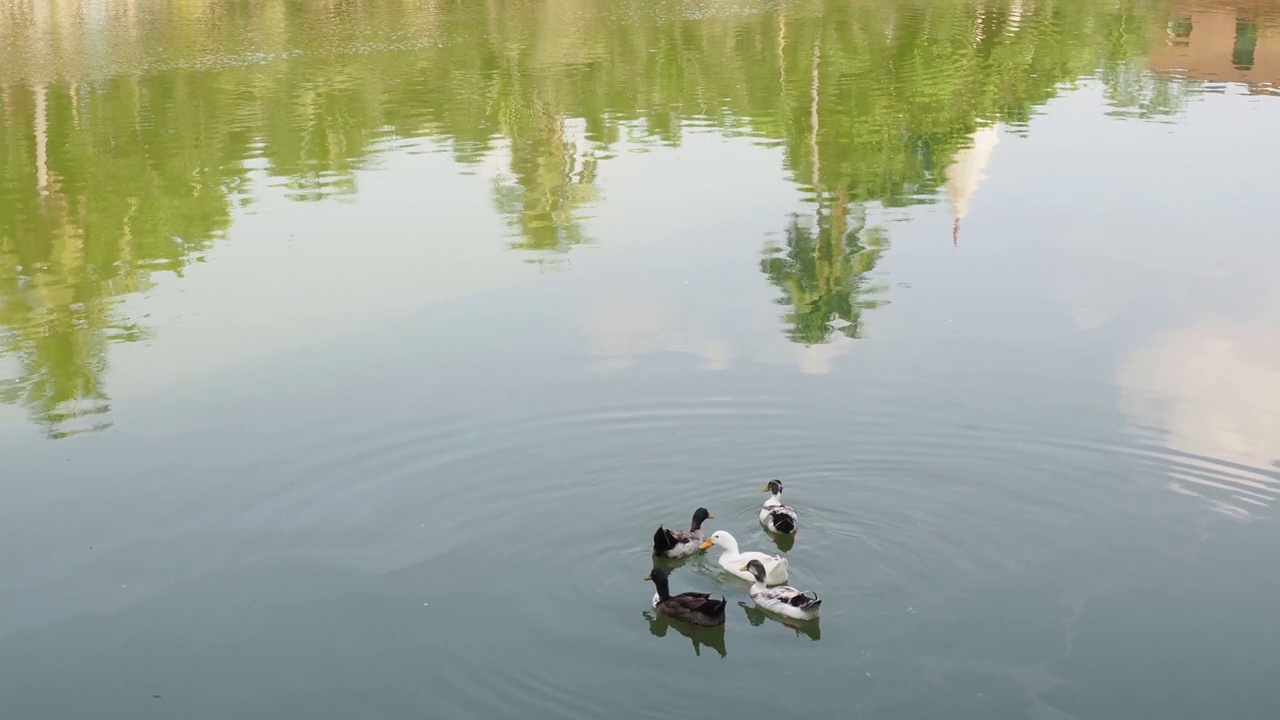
[644,568,727,627]
[741,559,821,620]
[653,507,713,558]
[700,530,789,585]
[760,479,797,534]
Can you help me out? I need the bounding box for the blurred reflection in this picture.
[739,601,821,641]
[0,0,1261,437]
[644,611,728,658]
[1147,1,1280,94]
[649,552,697,575]
[493,118,598,258]
[761,200,888,346]
[1118,303,1280,518]
[763,530,796,553]
[946,126,999,247]
[583,288,733,371]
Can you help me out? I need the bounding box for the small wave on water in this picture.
[334,362,1276,718]
[254,356,1280,632]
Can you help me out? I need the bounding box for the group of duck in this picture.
[644,479,821,628]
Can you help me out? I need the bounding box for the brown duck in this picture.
[644,567,727,627]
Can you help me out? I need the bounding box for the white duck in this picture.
[741,559,821,620]
[760,479,798,534]
[699,530,789,585]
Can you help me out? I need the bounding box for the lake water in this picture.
[3,0,1280,718]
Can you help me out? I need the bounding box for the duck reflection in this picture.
[739,602,822,641]
[649,552,696,574]
[644,611,728,658]
[763,531,796,553]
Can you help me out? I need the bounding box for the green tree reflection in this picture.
[0,0,1230,436]
[492,106,599,255]
[763,197,888,345]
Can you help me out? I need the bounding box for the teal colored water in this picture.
[3,1,1280,718]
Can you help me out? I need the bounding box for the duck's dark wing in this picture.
[653,526,678,554]
[699,596,728,618]
[663,594,727,620]
[675,595,725,614]
[785,592,820,610]
[670,593,722,610]
[768,507,797,533]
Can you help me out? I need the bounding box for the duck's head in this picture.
[644,567,671,598]
[762,479,783,496]
[691,507,714,529]
[699,530,736,551]
[739,559,768,583]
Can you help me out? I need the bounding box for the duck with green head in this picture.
[644,567,727,627]
[653,507,714,558]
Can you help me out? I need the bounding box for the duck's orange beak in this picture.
[698,539,714,550]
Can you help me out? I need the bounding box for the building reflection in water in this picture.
[1147,1,1280,94]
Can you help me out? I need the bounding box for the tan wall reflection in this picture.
[1147,1,1280,93]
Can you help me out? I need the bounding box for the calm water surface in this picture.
[3,0,1280,718]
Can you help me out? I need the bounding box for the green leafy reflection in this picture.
[0,0,1252,436]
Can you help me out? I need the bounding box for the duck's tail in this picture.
[705,596,728,617]
[771,513,796,534]
[653,526,675,555]
[788,592,821,613]
[768,557,790,583]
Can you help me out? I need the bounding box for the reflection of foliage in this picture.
[0,0,1228,435]
[492,108,599,255]
[761,199,888,345]
[1102,62,1198,119]
[1,74,222,438]
[0,268,153,437]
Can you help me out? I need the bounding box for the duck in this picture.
[699,530,789,585]
[741,559,821,620]
[644,568,727,627]
[653,507,713,558]
[760,479,797,534]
